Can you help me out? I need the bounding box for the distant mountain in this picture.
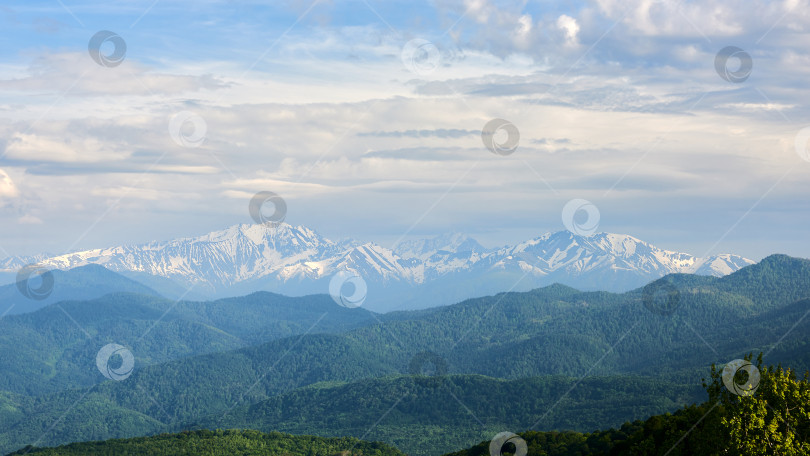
[393,232,489,260]
[0,291,374,396]
[0,224,755,312]
[0,265,162,316]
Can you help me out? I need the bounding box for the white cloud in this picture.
[0,0,808,259]
[0,52,225,98]
[0,169,18,198]
[5,133,119,163]
[557,14,580,45]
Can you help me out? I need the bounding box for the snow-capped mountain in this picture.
[0,224,754,312]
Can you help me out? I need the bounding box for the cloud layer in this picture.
[0,0,808,260]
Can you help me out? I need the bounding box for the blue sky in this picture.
[0,0,809,260]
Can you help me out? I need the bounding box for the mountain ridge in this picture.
[0,264,163,316]
[0,224,755,311]
[1,255,809,455]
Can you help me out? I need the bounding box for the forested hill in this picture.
[6,430,404,456]
[1,255,809,455]
[11,358,809,456]
[186,374,702,455]
[0,290,373,396]
[445,356,810,456]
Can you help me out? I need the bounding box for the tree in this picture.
[701,353,810,456]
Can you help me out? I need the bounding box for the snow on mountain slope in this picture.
[484,231,753,279]
[0,224,755,310]
[692,254,756,276]
[12,225,343,293]
[394,233,489,260]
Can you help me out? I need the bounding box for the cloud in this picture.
[0,0,807,260]
[4,132,120,163]
[18,214,42,224]
[592,0,798,38]
[0,52,226,97]
[556,14,580,45]
[358,128,478,138]
[0,169,18,198]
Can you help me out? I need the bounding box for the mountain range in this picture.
[0,224,754,312]
[1,254,809,455]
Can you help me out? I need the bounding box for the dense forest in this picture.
[7,430,404,456]
[0,290,374,395]
[185,374,702,455]
[1,255,809,455]
[447,355,810,455]
[11,356,808,455]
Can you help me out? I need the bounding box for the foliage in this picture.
[2,255,810,455]
[0,374,701,456]
[445,356,810,456]
[6,429,404,456]
[0,291,374,395]
[188,374,701,456]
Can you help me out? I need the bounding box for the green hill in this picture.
[9,357,809,456]
[2,255,810,455]
[0,291,374,395]
[443,356,810,456]
[0,372,702,456]
[0,265,163,317]
[6,429,404,456]
[186,374,702,456]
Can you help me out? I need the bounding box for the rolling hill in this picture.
[0,255,808,455]
[0,265,162,317]
[6,429,404,456]
[0,291,374,396]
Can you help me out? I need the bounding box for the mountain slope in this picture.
[7,429,405,456]
[0,265,162,316]
[1,255,807,455]
[187,374,702,456]
[444,358,810,456]
[0,373,702,456]
[0,291,374,396]
[0,224,755,312]
[13,357,808,456]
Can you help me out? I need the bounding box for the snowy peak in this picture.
[394,232,489,260]
[337,243,412,281]
[494,231,753,278]
[0,225,755,310]
[189,223,336,254]
[692,254,756,276]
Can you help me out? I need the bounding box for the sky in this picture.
[0,0,809,261]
